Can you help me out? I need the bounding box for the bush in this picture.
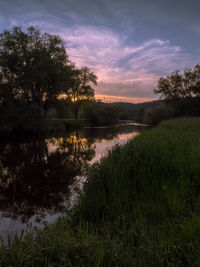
[134,107,146,122]
[55,99,72,119]
[172,97,200,117]
[0,101,46,136]
[84,102,120,126]
[143,105,176,125]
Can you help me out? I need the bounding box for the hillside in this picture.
[108,100,163,120]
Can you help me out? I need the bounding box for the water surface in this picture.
[0,123,147,242]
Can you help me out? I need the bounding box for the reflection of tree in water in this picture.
[0,124,144,224]
[0,133,95,222]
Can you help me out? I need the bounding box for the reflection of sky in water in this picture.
[0,212,60,244]
[0,126,142,244]
[67,131,140,209]
[90,132,139,164]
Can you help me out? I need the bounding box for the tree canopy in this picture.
[154,64,200,102]
[67,66,97,102]
[65,66,97,118]
[0,26,72,115]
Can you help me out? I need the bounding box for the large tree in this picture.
[66,66,97,118]
[0,26,72,116]
[154,64,200,102]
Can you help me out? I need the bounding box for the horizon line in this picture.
[95,94,158,104]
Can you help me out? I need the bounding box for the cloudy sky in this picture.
[0,0,200,103]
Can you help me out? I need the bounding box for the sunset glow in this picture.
[0,0,199,102]
[95,94,157,104]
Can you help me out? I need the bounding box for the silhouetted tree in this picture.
[154,64,200,102]
[66,66,97,118]
[0,26,72,116]
[154,71,184,102]
[188,64,200,97]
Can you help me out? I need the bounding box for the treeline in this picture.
[134,64,200,125]
[1,26,199,133]
[0,26,97,135]
[110,100,162,121]
[44,100,121,127]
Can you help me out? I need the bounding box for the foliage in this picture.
[154,64,200,102]
[141,64,200,125]
[134,107,146,122]
[0,26,72,116]
[0,100,46,135]
[55,99,72,119]
[65,66,97,119]
[84,101,121,126]
[140,97,200,126]
[170,97,200,116]
[142,104,176,125]
[0,26,99,134]
[108,101,162,120]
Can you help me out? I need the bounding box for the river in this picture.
[0,122,147,243]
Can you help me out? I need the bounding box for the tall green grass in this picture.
[1,117,200,266]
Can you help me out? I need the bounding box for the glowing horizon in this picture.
[95,94,157,104]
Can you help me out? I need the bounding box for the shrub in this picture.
[84,102,120,126]
[143,105,176,125]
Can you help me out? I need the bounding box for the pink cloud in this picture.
[23,22,193,100]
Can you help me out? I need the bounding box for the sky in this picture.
[0,0,200,103]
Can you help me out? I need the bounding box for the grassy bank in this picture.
[1,117,200,266]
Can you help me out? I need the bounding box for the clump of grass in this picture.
[73,117,200,265]
[1,117,200,266]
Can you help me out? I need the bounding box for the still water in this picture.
[0,123,147,242]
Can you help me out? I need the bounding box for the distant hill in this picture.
[106,100,163,120]
[110,100,162,109]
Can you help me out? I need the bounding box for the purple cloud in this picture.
[51,25,192,100]
[0,8,196,102]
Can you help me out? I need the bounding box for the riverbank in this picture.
[0,118,137,139]
[0,119,88,138]
[0,118,146,140]
[1,117,200,266]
